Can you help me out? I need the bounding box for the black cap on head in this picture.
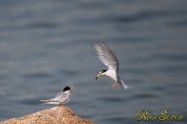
[63,86,71,92]
[101,70,107,73]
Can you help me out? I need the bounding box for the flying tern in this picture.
[94,42,129,89]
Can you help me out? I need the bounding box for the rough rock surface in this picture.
[0,106,95,124]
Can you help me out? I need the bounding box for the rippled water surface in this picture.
[0,0,187,124]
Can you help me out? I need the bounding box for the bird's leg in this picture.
[112,82,117,88]
[58,103,64,106]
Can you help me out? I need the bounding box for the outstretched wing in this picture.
[93,42,119,72]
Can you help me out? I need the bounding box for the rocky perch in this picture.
[0,106,95,124]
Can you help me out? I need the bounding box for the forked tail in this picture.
[119,80,129,90]
[40,99,51,103]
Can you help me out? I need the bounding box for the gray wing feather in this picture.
[94,43,119,71]
[52,92,68,102]
[41,92,68,103]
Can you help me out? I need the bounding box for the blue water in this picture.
[0,0,187,124]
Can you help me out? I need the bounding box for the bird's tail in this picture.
[40,99,51,103]
[40,99,60,105]
[119,81,129,90]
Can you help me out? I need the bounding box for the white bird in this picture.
[94,42,129,89]
[40,86,73,105]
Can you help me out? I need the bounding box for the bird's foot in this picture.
[112,83,117,88]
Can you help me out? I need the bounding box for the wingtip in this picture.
[92,41,107,47]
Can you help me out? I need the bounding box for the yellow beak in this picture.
[96,73,102,80]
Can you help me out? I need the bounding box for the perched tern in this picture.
[40,86,73,105]
[94,42,129,89]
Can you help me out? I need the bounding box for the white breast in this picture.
[104,70,118,82]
